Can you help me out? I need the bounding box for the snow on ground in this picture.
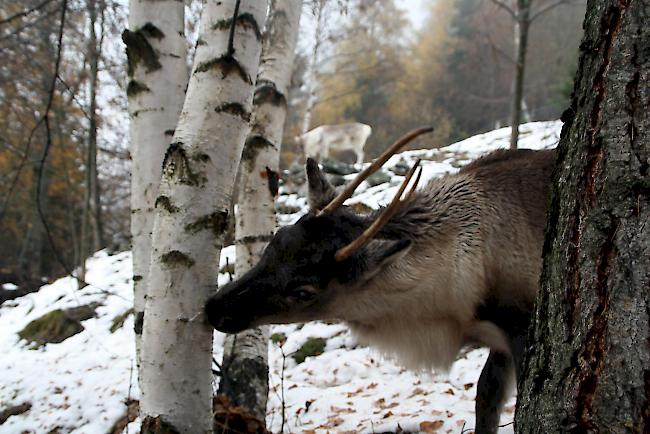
[0,121,560,434]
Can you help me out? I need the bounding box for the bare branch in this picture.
[530,0,579,22]
[488,0,517,19]
[0,0,56,26]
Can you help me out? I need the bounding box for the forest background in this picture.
[0,0,586,284]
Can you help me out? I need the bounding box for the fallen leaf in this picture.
[419,420,445,433]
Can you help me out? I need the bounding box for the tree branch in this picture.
[488,0,517,19]
[0,0,56,26]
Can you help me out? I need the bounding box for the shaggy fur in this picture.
[206,148,556,434]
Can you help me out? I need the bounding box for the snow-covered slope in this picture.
[0,121,561,434]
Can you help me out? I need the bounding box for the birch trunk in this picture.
[80,0,104,284]
[123,0,186,377]
[139,1,268,432]
[218,0,302,422]
[516,0,650,431]
[301,0,326,135]
[509,0,531,149]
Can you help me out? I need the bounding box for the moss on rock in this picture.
[292,337,326,364]
[18,303,99,347]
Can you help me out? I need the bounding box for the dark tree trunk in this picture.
[516,0,649,432]
[509,0,531,149]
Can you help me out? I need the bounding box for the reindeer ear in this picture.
[358,239,412,282]
[306,158,336,211]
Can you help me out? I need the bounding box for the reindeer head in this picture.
[205,128,432,334]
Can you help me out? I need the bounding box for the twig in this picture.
[0,0,56,26]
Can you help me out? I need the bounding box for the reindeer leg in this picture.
[475,350,515,434]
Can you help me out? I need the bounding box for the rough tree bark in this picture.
[123,0,186,377]
[516,0,649,432]
[139,1,268,432]
[218,0,302,422]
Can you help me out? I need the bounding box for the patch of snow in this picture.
[1,283,18,290]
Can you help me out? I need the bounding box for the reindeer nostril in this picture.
[205,295,250,334]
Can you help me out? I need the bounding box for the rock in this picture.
[366,169,392,187]
[390,158,411,176]
[326,173,346,187]
[320,158,358,176]
[0,402,31,424]
[292,337,326,364]
[18,303,100,347]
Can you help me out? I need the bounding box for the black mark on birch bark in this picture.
[213,12,262,41]
[155,195,180,213]
[134,311,144,335]
[242,136,275,164]
[184,211,229,237]
[215,102,251,122]
[141,415,180,434]
[161,250,195,268]
[122,28,162,76]
[133,275,143,282]
[254,82,286,107]
[265,166,279,197]
[194,55,252,85]
[162,143,203,186]
[127,80,150,96]
[235,234,274,245]
[164,129,175,137]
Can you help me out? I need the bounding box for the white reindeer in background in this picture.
[299,122,372,164]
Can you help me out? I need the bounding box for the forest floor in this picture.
[0,121,561,434]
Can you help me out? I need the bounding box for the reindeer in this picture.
[299,122,372,164]
[206,127,555,434]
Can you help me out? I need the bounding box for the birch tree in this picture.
[139,1,268,432]
[490,0,578,149]
[301,0,327,135]
[217,0,302,422]
[123,0,186,373]
[516,0,649,430]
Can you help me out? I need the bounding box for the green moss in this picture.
[160,250,195,268]
[270,332,287,346]
[110,308,134,333]
[18,304,99,347]
[292,337,326,364]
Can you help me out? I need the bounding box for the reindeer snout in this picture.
[205,293,250,334]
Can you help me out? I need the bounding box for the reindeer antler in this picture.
[335,159,423,262]
[317,126,433,217]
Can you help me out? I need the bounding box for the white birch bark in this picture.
[218,0,302,422]
[139,1,268,432]
[124,0,187,376]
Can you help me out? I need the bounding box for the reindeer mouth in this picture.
[205,297,251,334]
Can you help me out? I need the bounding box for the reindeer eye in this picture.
[292,286,317,301]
